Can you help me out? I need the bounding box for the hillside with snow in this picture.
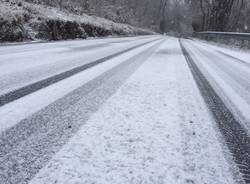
[0,0,154,42]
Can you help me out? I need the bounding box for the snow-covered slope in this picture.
[0,0,154,42]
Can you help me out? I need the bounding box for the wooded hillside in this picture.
[23,0,250,33]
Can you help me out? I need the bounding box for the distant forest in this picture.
[24,0,250,33]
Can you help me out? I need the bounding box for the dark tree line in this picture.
[23,0,250,33]
[192,0,245,32]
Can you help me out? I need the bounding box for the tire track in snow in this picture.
[0,40,164,184]
[215,51,250,67]
[180,39,250,184]
[0,38,159,107]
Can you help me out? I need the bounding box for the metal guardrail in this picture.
[194,31,250,41]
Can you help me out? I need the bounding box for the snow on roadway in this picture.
[183,39,250,133]
[191,39,250,64]
[0,39,162,133]
[29,38,235,184]
[0,36,158,95]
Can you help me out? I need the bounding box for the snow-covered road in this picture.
[0,36,250,184]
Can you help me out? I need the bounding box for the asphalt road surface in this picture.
[0,36,250,184]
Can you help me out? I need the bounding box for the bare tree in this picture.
[22,0,250,33]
